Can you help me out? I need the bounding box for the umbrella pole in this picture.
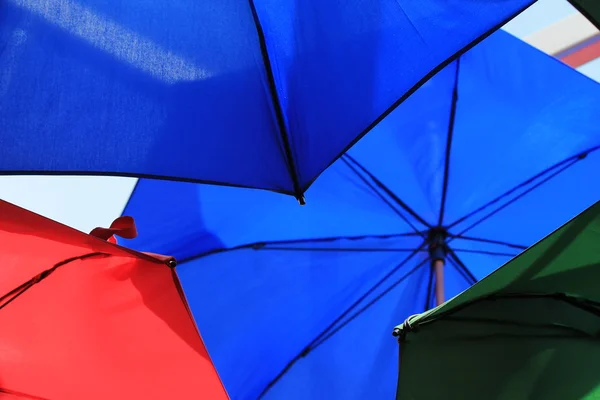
[428,228,448,307]
[433,259,445,306]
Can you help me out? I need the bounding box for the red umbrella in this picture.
[0,200,228,400]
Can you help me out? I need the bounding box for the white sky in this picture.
[0,0,594,233]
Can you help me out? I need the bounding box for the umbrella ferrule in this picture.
[392,314,420,342]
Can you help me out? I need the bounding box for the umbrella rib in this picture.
[178,232,423,263]
[430,332,594,341]
[255,246,427,252]
[441,316,594,339]
[249,232,422,247]
[343,154,431,229]
[446,256,476,287]
[311,257,430,349]
[445,315,594,331]
[0,252,107,311]
[340,157,423,234]
[248,0,305,203]
[419,292,600,328]
[0,388,50,400]
[454,158,580,236]
[437,58,460,226]
[300,1,536,193]
[447,145,600,230]
[447,234,527,250]
[452,248,520,257]
[256,242,427,399]
[424,265,435,311]
[296,242,424,343]
[498,293,600,312]
[446,249,477,285]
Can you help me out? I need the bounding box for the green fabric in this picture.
[569,0,600,30]
[396,201,600,400]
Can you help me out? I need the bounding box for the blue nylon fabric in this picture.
[123,159,421,261]
[259,261,432,400]
[121,30,600,399]
[178,242,427,399]
[0,0,534,195]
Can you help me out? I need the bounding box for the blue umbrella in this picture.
[121,30,600,399]
[0,0,536,201]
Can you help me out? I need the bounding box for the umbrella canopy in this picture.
[0,200,228,399]
[394,199,600,400]
[120,29,600,399]
[0,0,537,201]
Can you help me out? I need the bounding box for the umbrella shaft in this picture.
[434,259,445,306]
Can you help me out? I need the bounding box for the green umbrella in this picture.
[569,0,600,30]
[394,200,600,400]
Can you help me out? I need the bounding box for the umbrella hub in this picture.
[427,227,448,262]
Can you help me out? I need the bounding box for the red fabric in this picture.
[0,201,228,400]
[89,216,138,242]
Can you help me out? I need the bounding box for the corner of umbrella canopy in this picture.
[89,216,177,268]
[392,314,422,342]
[139,251,177,268]
[392,292,470,342]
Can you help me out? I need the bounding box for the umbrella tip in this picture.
[297,195,306,206]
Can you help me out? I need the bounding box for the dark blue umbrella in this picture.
[120,30,600,399]
[0,0,536,201]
